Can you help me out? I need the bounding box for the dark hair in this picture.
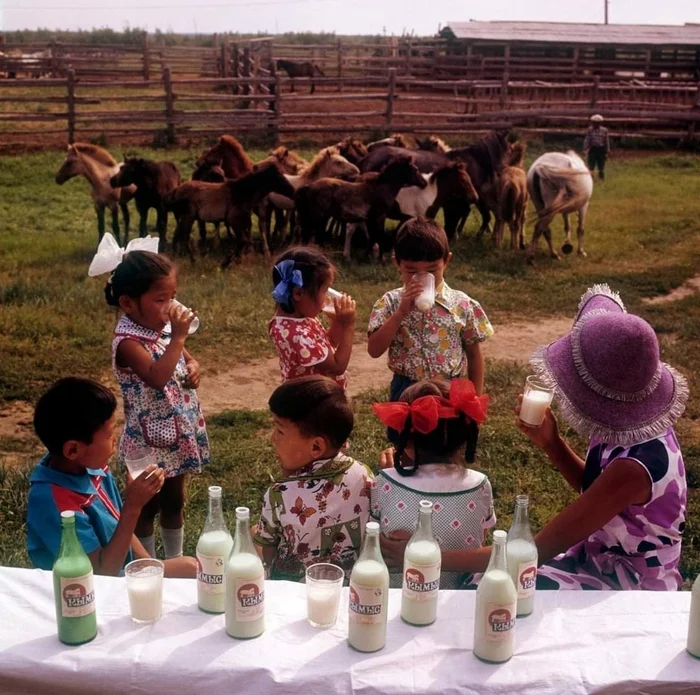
[394,217,450,263]
[271,246,334,313]
[105,251,174,307]
[394,379,479,476]
[34,377,117,455]
[269,375,353,450]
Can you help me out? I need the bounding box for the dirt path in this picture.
[642,274,700,306]
[0,317,572,447]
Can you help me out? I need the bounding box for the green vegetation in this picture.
[0,146,699,582]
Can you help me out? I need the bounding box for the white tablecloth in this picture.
[1,566,698,695]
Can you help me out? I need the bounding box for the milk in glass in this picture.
[348,521,389,652]
[687,573,700,658]
[474,530,517,663]
[225,506,265,639]
[196,485,233,614]
[401,500,441,626]
[507,494,538,617]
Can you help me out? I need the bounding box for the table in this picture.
[0,566,698,695]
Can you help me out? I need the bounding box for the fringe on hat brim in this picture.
[530,345,689,447]
[575,283,626,321]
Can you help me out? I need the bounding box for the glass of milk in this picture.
[322,288,343,316]
[124,447,156,480]
[519,376,555,427]
[305,563,344,628]
[413,272,435,312]
[170,299,200,334]
[125,558,164,624]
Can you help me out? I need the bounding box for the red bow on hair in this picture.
[372,379,488,434]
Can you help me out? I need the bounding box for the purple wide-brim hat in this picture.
[530,284,688,446]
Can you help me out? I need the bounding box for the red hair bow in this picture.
[372,379,488,434]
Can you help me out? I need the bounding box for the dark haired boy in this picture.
[27,377,196,577]
[367,217,493,403]
[253,375,373,580]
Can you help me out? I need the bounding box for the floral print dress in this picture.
[538,428,686,591]
[112,315,210,478]
[268,316,347,389]
[254,453,373,580]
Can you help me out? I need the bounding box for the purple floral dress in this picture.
[538,428,686,591]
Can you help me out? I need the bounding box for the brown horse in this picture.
[295,156,426,259]
[191,161,227,252]
[196,135,253,180]
[333,137,369,166]
[275,59,325,94]
[110,158,181,249]
[55,143,135,245]
[167,161,296,263]
[494,142,528,250]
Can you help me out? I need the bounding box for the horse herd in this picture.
[54,131,594,267]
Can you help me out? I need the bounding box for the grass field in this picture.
[1,144,699,583]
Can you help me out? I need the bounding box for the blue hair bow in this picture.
[272,260,303,305]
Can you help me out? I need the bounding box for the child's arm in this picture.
[465,342,485,396]
[318,295,356,376]
[116,305,194,390]
[182,348,201,389]
[367,280,422,359]
[87,466,164,576]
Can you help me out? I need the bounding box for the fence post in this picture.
[242,46,251,108]
[500,71,509,109]
[590,75,600,108]
[142,32,151,81]
[337,39,343,92]
[163,66,176,144]
[66,69,76,145]
[386,67,396,132]
[232,43,240,94]
[405,38,413,89]
[221,38,229,78]
[273,66,282,143]
[50,38,59,78]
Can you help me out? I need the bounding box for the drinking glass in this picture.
[413,272,435,312]
[124,447,157,480]
[519,376,555,427]
[322,288,343,316]
[125,558,164,624]
[306,563,344,628]
[171,299,200,334]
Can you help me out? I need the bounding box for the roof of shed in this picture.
[444,21,700,46]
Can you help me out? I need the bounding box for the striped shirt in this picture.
[584,126,610,152]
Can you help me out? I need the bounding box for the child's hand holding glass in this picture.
[168,301,197,341]
[333,293,356,327]
[398,276,423,317]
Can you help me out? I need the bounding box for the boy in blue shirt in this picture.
[27,377,196,577]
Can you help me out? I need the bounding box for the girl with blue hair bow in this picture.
[269,246,356,389]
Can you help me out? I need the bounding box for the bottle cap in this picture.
[493,530,507,543]
[209,485,222,498]
[419,500,433,513]
[366,521,380,534]
[235,506,250,520]
[60,510,75,520]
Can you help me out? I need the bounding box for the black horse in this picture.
[357,130,513,240]
[110,158,181,249]
[275,59,325,94]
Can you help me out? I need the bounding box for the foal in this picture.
[493,142,528,250]
[196,135,253,180]
[110,158,181,249]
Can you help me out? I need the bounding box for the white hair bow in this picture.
[88,233,160,277]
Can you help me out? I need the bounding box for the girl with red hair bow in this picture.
[370,378,493,590]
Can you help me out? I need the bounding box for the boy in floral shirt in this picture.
[367,217,493,404]
[254,375,373,580]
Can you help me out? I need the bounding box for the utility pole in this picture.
[604,0,609,25]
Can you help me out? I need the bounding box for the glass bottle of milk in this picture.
[348,521,390,652]
[506,494,538,617]
[196,485,233,614]
[401,500,441,626]
[473,530,517,663]
[225,506,265,639]
[687,573,700,658]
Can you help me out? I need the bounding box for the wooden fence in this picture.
[3,34,700,85]
[2,68,700,147]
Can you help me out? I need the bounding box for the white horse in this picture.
[526,151,593,265]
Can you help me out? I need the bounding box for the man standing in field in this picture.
[584,114,611,181]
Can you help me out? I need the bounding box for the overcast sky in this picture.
[1,0,699,35]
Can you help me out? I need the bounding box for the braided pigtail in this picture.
[394,414,420,477]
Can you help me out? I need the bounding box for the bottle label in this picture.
[234,575,265,622]
[402,561,440,602]
[60,573,96,618]
[349,582,384,625]
[485,601,516,642]
[197,553,226,595]
[517,561,537,599]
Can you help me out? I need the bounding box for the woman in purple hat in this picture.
[380,284,689,590]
